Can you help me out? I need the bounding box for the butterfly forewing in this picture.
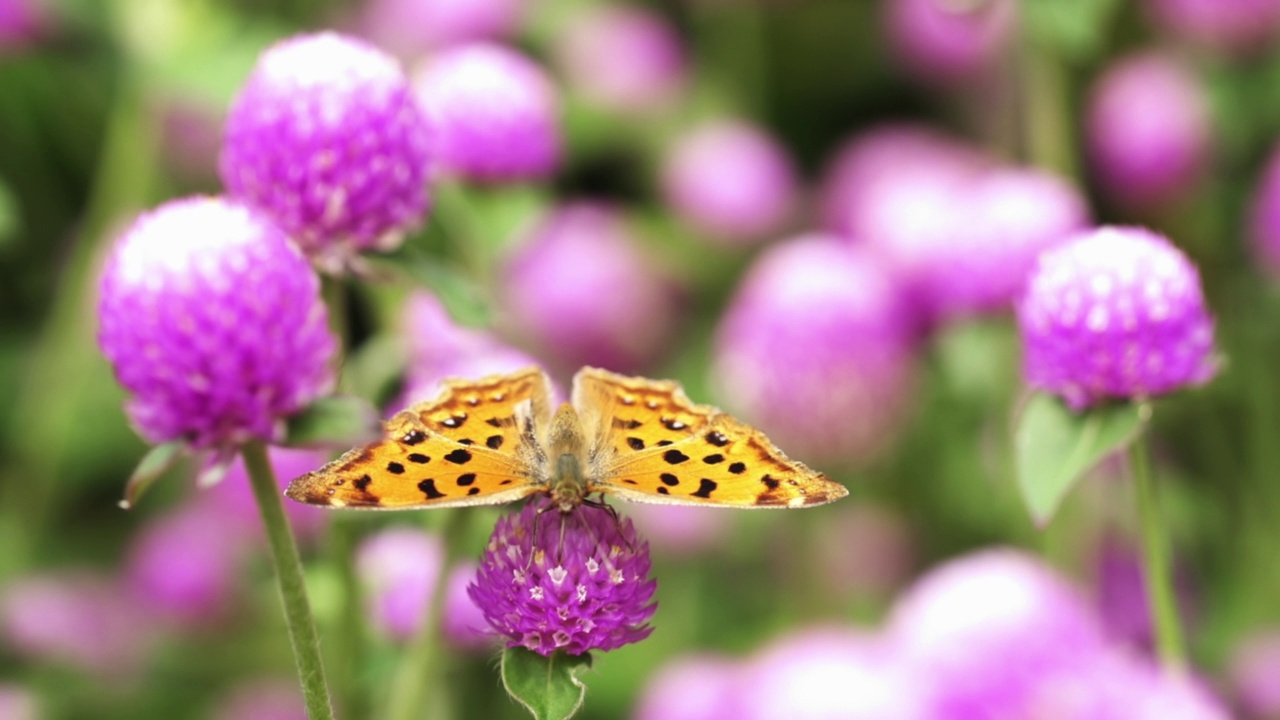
[572,367,718,460]
[284,368,552,509]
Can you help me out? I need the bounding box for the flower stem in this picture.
[385,510,470,720]
[1129,433,1188,672]
[242,441,336,720]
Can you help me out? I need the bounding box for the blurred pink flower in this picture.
[442,561,496,650]
[1087,52,1211,211]
[1144,0,1280,52]
[1093,535,1196,654]
[661,120,798,245]
[0,684,38,720]
[889,549,1108,719]
[816,504,915,601]
[713,235,916,466]
[501,203,682,377]
[205,447,332,543]
[555,5,687,114]
[1229,629,1280,719]
[738,626,925,720]
[0,572,147,678]
[0,0,47,49]
[625,504,732,557]
[413,42,561,183]
[1248,142,1280,277]
[359,0,529,58]
[212,679,307,720]
[633,653,742,720]
[356,527,444,641]
[884,0,1017,82]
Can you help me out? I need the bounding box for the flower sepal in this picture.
[1014,391,1147,527]
[118,440,187,510]
[500,646,592,720]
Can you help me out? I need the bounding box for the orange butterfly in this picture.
[285,367,847,512]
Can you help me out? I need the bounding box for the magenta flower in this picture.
[712,236,916,466]
[889,549,1108,720]
[661,120,798,244]
[501,203,681,376]
[624,504,731,557]
[1017,226,1217,409]
[0,0,45,50]
[356,528,444,641]
[468,499,657,656]
[1144,0,1280,53]
[220,32,432,268]
[97,197,336,449]
[1087,52,1210,210]
[442,562,497,650]
[204,447,332,542]
[413,42,561,183]
[884,0,1017,82]
[555,5,688,114]
[359,0,528,57]
[1094,535,1196,653]
[633,654,743,720]
[1248,143,1280,277]
[1229,630,1280,719]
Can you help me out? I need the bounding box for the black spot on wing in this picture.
[663,450,690,464]
[728,462,746,474]
[354,475,372,491]
[706,431,729,447]
[661,417,687,431]
[467,487,480,495]
[418,479,445,499]
[402,430,426,446]
[442,414,467,429]
[659,473,679,486]
[762,475,780,490]
[693,479,718,499]
[627,437,645,451]
[387,462,405,475]
[613,418,643,429]
[456,473,477,487]
[702,454,724,464]
[486,435,504,449]
[657,487,669,495]
[444,449,472,464]
[408,453,430,464]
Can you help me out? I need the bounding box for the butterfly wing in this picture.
[285,368,553,509]
[572,367,848,508]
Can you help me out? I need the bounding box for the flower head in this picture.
[554,5,687,114]
[1087,53,1210,210]
[468,499,657,656]
[884,0,1017,82]
[359,0,529,57]
[97,197,337,449]
[220,32,432,267]
[634,654,743,720]
[1016,226,1216,409]
[661,120,798,244]
[712,236,916,466]
[1144,0,1280,53]
[356,528,444,641]
[413,42,561,182]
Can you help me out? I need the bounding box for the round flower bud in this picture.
[889,549,1108,719]
[356,528,444,641]
[712,236,916,466]
[660,120,798,244]
[220,32,432,267]
[1144,0,1280,53]
[359,0,528,58]
[1087,53,1210,210]
[501,203,681,376]
[555,5,688,114]
[884,0,1017,82]
[634,654,742,720]
[468,499,657,656]
[1016,226,1216,409]
[739,627,925,720]
[413,42,561,182]
[97,197,337,449]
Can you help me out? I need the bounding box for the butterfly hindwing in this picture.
[284,369,551,509]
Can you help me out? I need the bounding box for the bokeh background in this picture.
[3,0,1280,718]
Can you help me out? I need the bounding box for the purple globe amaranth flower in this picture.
[125,501,250,627]
[1145,0,1280,53]
[1248,143,1280,277]
[397,290,543,409]
[884,0,1017,83]
[220,32,432,268]
[0,685,37,720]
[97,197,337,449]
[358,0,529,58]
[633,654,743,720]
[712,236,916,466]
[888,549,1109,720]
[1229,630,1280,719]
[1087,52,1211,211]
[468,498,657,656]
[501,203,681,377]
[1017,226,1217,409]
[413,42,561,183]
[555,5,688,114]
[0,0,47,50]
[443,561,498,650]
[213,680,306,720]
[661,120,798,245]
[739,627,925,720]
[356,527,444,641]
[625,504,732,557]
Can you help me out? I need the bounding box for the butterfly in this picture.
[285,366,848,512]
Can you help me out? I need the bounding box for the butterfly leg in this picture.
[523,497,558,571]
[582,496,636,553]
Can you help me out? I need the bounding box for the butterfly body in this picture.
[285,367,848,512]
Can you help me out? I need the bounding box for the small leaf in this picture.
[1015,392,1146,527]
[284,396,380,448]
[120,441,186,509]
[501,647,592,720]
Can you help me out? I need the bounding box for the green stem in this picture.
[1019,31,1077,179]
[1129,433,1188,672]
[385,510,471,720]
[242,441,336,720]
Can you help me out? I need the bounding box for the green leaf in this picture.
[501,648,592,720]
[283,396,380,448]
[119,441,186,509]
[1015,392,1146,527]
